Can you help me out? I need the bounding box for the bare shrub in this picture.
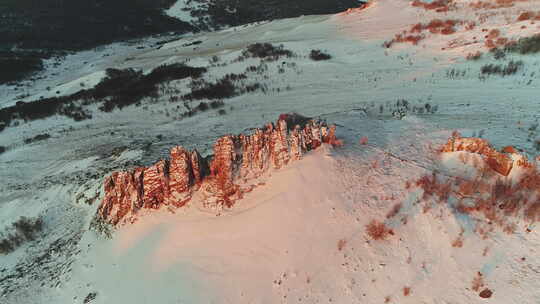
[240,43,294,61]
[183,72,263,102]
[366,220,393,240]
[183,78,236,100]
[197,102,209,111]
[0,216,43,255]
[24,133,50,144]
[487,29,500,39]
[403,286,411,296]
[416,172,451,202]
[386,203,402,218]
[480,60,523,76]
[504,34,540,54]
[472,272,485,291]
[485,39,496,49]
[470,0,518,9]
[210,100,225,109]
[426,19,458,34]
[411,0,451,12]
[491,48,506,60]
[0,63,207,131]
[309,49,332,61]
[84,292,98,304]
[517,11,534,21]
[451,229,464,247]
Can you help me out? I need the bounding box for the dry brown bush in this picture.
[403,286,411,296]
[452,237,463,247]
[470,0,522,9]
[485,39,496,49]
[366,220,393,240]
[517,11,534,21]
[337,239,347,251]
[412,0,452,12]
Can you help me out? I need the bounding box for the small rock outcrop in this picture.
[98,114,339,225]
[417,135,540,229]
[441,135,515,176]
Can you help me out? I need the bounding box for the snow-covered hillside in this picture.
[1,0,539,303]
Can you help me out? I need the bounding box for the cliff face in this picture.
[98,114,340,225]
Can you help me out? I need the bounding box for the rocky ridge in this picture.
[97,114,340,225]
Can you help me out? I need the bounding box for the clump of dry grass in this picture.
[0,216,43,254]
[517,11,534,21]
[470,0,520,10]
[386,203,402,219]
[472,271,485,291]
[466,51,483,60]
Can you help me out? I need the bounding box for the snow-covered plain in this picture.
[1,0,540,303]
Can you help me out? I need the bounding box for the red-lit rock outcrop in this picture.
[441,135,515,176]
[98,114,339,225]
[419,135,540,229]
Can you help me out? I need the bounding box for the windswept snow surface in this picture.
[1,0,540,303]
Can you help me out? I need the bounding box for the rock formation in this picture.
[98,114,339,225]
[441,135,514,176]
[424,134,540,226]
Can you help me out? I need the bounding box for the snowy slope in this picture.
[1,0,540,303]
